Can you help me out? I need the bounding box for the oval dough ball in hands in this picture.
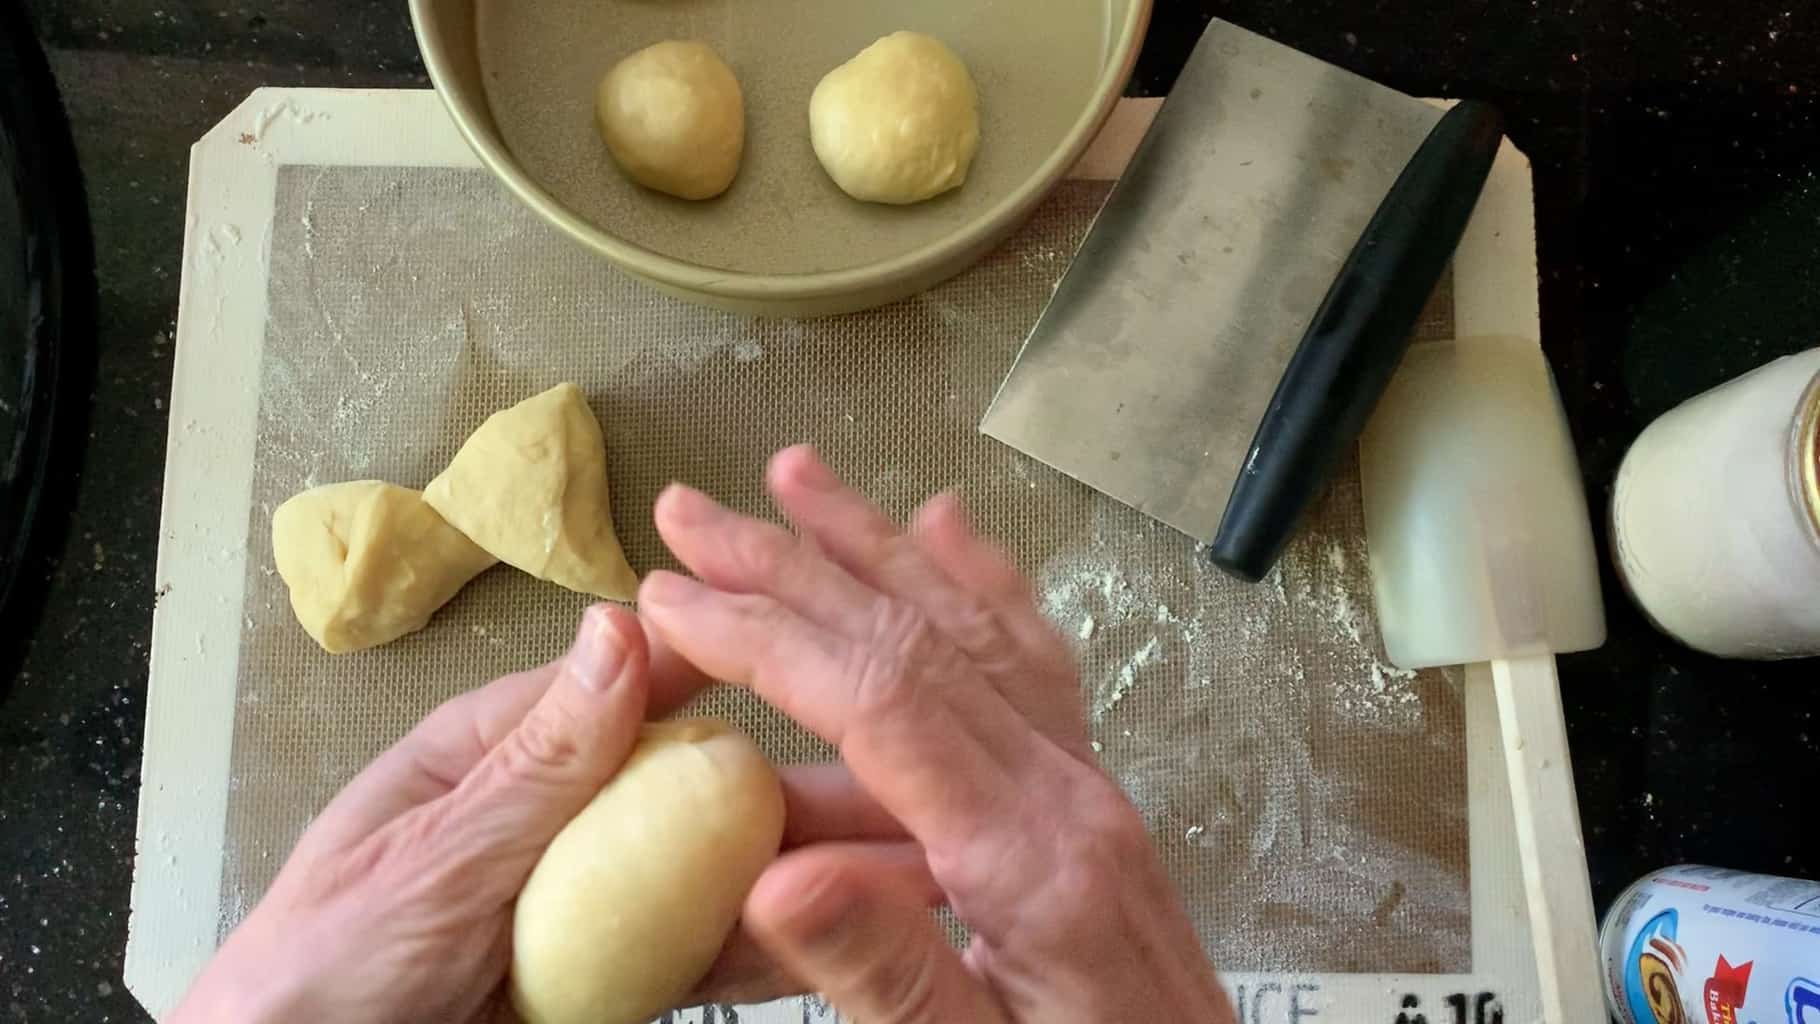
[271,481,496,654]
[424,383,639,601]
[809,31,981,204]
[596,40,745,200]
[510,720,786,1024]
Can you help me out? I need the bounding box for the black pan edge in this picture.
[1,0,97,689]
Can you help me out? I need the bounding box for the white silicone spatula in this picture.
[1359,335,1607,1024]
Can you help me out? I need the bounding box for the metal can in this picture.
[1600,865,1820,1024]
[1611,348,1820,658]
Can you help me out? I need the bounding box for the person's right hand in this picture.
[641,445,1237,1023]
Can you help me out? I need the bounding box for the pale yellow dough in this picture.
[510,720,786,1024]
[424,383,639,601]
[809,31,980,204]
[596,40,745,200]
[271,481,496,654]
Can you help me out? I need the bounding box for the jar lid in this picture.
[1798,371,1820,541]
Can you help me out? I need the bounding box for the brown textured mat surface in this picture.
[223,164,1468,973]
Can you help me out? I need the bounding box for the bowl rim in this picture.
[410,0,1153,302]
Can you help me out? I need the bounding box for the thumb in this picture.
[745,846,1009,1024]
[409,604,650,883]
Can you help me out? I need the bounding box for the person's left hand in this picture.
[170,605,661,1023]
[170,604,909,1023]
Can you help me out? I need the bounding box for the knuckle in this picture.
[973,647,1032,689]
[499,706,582,777]
[764,862,946,1019]
[924,834,1013,903]
[729,524,794,582]
[1083,784,1151,851]
[879,536,927,579]
[1051,783,1151,897]
[768,862,863,940]
[750,592,798,632]
[858,942,946,1021]
[334,811,472,906]
[295,838,387,899]
[942,597,1008,657]
[1043,857,1116,921]
[392,792,545,904]
[747,596,805,663]
[849,603,934,717]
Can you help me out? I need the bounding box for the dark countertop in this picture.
[2,1,1816,1020]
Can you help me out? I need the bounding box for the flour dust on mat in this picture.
[220,166,1469,978]
[1031,466,1468,972]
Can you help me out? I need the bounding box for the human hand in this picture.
[640,445,1237,1023]
[169,602,911,1023]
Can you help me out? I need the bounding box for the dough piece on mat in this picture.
[809,31,980,204]
[271,481,496,654]
[596,40,745,200]
[510,720,786,1024]
[425,383,639,601]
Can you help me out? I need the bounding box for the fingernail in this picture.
[932,491,967,525]
[781,871,868,953]
[569,607,625,692]
[790,447,836,491]
[640,571,704,608]
[659,484,720,526]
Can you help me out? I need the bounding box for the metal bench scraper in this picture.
[983,19,1501,579]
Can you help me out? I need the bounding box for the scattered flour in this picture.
[1099,634,1162,714]
[1035,502,1428,731]
[1039,548,1146,628]
[1328,586,1365,646]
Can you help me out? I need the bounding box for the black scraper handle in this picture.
[1209,100,1505,582]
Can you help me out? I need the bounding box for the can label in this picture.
[1601,865,1820,1024]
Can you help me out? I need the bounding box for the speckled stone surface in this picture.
[2,1,1816,1020]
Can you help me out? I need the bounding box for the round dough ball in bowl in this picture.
[809,31,980,205]
[596,40,745,200]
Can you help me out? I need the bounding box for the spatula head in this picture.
[1358,336,1606,670]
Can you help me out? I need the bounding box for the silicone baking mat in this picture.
[131,90,1549,1022]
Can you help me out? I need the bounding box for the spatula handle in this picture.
[1491,655,1607,1024]
[1210,100,1505,582]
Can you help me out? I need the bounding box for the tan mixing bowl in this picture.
[410,0,1150,316]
